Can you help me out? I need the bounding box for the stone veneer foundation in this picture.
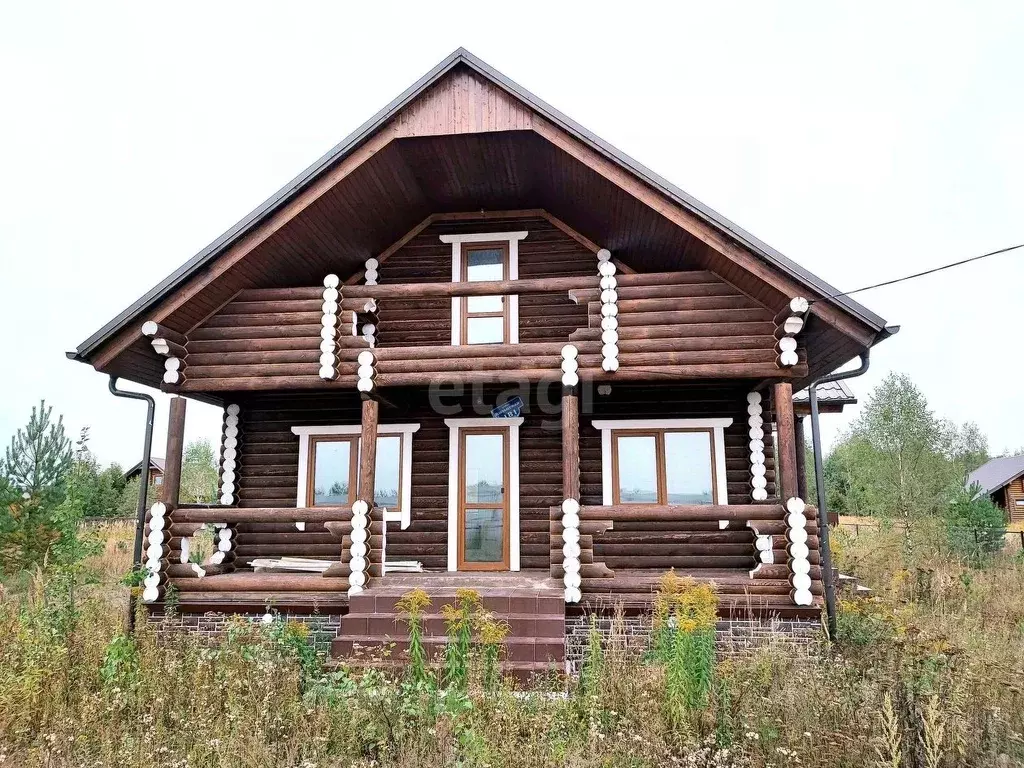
[564,614,822,673]
[149,611,343,654]
[150,610,820,671]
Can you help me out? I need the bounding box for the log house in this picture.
[69,49,892,670]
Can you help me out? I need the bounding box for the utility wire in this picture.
[816,242,1024,302]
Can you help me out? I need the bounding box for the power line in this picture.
[818,242,1024,302]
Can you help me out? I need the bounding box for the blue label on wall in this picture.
[491,396,524,418]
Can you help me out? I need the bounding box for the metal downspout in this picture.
[108,376,155,628]
[808,350,871,641]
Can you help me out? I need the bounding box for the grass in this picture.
[1,521,1023,767]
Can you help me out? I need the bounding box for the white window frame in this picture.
[441,231,528,345]
[291,423,421,529]
[592,418,732,506]
[444,416,522,571]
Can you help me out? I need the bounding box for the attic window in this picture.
[440,231,528,345]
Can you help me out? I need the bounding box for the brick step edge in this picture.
[340,612,564,637]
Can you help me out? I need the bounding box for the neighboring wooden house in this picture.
[67,49,891,670]
[967,456,1024,524]
[124,457,166,488]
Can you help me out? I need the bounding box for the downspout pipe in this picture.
[808,349,871,641]
[108,376,155,628]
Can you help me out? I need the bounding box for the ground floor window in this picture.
[593,418,732,506]
[291,424,420,529]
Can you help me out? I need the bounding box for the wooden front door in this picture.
[457,427,510,570]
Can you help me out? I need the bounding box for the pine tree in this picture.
[4,399,72,501]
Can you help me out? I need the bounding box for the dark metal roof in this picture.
[72,47,888,361]
[793,379,857,404]
[967,456,1024,497]
[123,456,165,478]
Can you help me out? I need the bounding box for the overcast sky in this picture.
[1,2,1022,468]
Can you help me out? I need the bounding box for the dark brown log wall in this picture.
[231,382,775,569]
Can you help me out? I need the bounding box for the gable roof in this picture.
[967,455,1024,497]
[124,456,166,479]
[71,47,889,368]
[793,379,857,405]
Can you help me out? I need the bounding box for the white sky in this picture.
[1,2,1022,469]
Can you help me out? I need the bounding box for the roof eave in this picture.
[75,47,888,364]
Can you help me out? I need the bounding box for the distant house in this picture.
[124,457,166,488]
[968,456,1024,523]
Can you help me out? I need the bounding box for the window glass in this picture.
[664,431,714,505]
[312,440,352,505]
[466,316,504,344]
[466,248,504,281]
[616,434,659,503]
[466,294,503,313]
[373,435,401,509]
[464,433,504,503]
[464,508,503,562]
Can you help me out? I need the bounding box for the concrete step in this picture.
[340,611,564,639]
[331,634,564,663]
[326,655,563,685]
[347,589,564,616]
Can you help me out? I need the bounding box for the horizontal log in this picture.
[581,504,790,522]
[152,338,187,358]
[572,322,774,341]
[551,562,614,578]
[169,573,349,592]
[340,271,709,300]
[174,507,356,523]
[187,349,321,366]
[187,363,349,379]
[601,556,754,569]
[615,308,772,327]
[187,336,368,354]
[569,281,739,303]
[202,311,323,328]
[548,520,613,536]
[188,324,328,341]
[141,321,186,346]
[235,287,324,302]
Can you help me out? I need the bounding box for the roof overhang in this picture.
[71,48,890,390]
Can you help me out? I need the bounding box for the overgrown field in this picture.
[1,521,1023,768]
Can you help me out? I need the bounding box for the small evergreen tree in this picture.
[4,400,73,502]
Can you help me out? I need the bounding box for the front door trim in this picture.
[445,417,522,571]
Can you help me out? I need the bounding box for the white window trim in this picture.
[444,416,523,572]
[592,418,733,506]
[442,231,528,346]
[291,423,421,529]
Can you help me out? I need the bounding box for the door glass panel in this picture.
[466,248,504,281]
[616,434,658,503]
[373,435,401,509]
[664,432,714,504]
[464,508,504,562]
[466,316,504,344]
[466,294,503,313]
[313,440,351,505]
[464,433,504,502]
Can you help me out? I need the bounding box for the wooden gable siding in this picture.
[230,383,774,569]
[389,68,533,138]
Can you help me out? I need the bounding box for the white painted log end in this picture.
[323,274,340,289]
[295,521,306,532]
[746,390,762,405]
[719,520,729,530]
[596,248,612,262]
[785,497,806,515]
